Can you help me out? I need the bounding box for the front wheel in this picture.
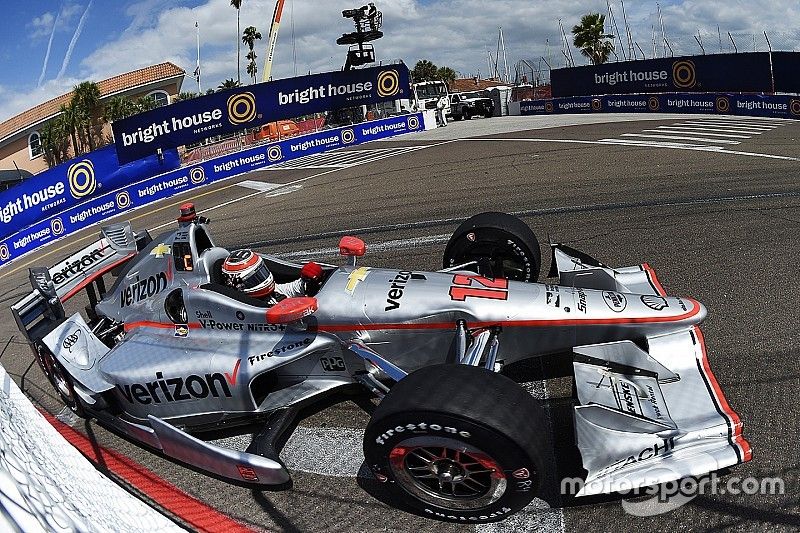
[364,364,548,523]
[442,211,541,282]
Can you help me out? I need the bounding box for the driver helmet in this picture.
[222,249,275,298]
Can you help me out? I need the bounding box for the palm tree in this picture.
[571,13,614,65]
[73,81,101,151]
[242,26,262,84]
[174,92,199,101]
[217,78,241,91]
[40,119,70,167]
[59,103,81,157]
[230,0,243,84]
[135,95,158,113]
[103,95,138,123]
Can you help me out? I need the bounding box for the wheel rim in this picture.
[43,351,77,408]
[459,238,530,281]
[389,437,507,510]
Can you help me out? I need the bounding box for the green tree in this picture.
[103,95,138,123]
[217,78,241,91]
[72,81,101,151]
[40,118,70,167]
[174,91,199,101]
[135,95,158,113]
[436,66,457,87]
[571,13,614,65]
[59,102,81,157]
[242,26,262,84]
[231,0,243,84]
[411,59,439,82]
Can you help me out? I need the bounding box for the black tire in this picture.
[364,364,548,523]
[452,113,462,121]
[484,110,494,118]
[39,345,86,417]
[462,108,471,120]
[442,212,541,282]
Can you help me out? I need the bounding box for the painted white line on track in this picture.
[680,121,776,130]
[641,128,750,138]
[656,125,766,135]
[620,133,739,145]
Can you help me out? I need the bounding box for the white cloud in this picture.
[3,0,800,123]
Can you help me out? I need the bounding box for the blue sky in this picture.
[1,0,798,122]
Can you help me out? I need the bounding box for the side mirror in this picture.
[339,236,366,266]
[266,297,318,324]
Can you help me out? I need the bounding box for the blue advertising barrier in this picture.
[0,145,179,241]
[0,113,424,267]
[520,93,800,120]
[113,64,411,164]
[550,53,800,97]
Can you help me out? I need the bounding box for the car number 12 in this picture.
[449,274,509,301]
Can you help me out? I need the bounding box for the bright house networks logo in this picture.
[50,217,64,236]
[376,69,401,97]
[189,166,206,185]
[267,145,283,162]
[67,160,96,199]
[116,191,131,209]
[341,128,355,144]
[672,60,697,89]
[227,92,257,125]
[0,243,9,261]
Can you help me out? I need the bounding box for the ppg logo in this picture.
[67,160,96,199]
[227,92,257,125]
[376,70,400,97]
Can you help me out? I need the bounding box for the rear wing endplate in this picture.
[11,222,151,344]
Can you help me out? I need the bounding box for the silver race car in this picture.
[13,205,750,523]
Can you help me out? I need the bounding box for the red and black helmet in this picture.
[221,249,275,298]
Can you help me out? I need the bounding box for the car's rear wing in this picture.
[11,222,151,346]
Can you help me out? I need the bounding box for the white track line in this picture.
[641,128,751,138]
[680,121,776,130]
[656,125,766,135]
[620,133,740,145]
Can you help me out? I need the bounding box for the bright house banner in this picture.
[520,93,800,120]
[113,64,411,164]
[0,113,424,267]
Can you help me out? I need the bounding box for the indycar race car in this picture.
[13,205,750,523]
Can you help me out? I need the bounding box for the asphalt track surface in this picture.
[1,114,799,532]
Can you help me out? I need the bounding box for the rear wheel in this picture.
[442,212,541,282]
[38,345,86,417]
[462,108,471,120]
[364,364,547,523]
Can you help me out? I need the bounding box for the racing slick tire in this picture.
[483,110,494,118]
[442,211,541,282]
[462,108,471,120]
[37,344,87,418]
[364,364,547,523]
[452,113,462,121]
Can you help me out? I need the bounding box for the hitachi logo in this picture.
[118,362,240,405]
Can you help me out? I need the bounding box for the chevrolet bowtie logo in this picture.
[150,243,171,258]
[345,267,370,294]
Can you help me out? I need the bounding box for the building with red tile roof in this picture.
[0,62,185,175]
